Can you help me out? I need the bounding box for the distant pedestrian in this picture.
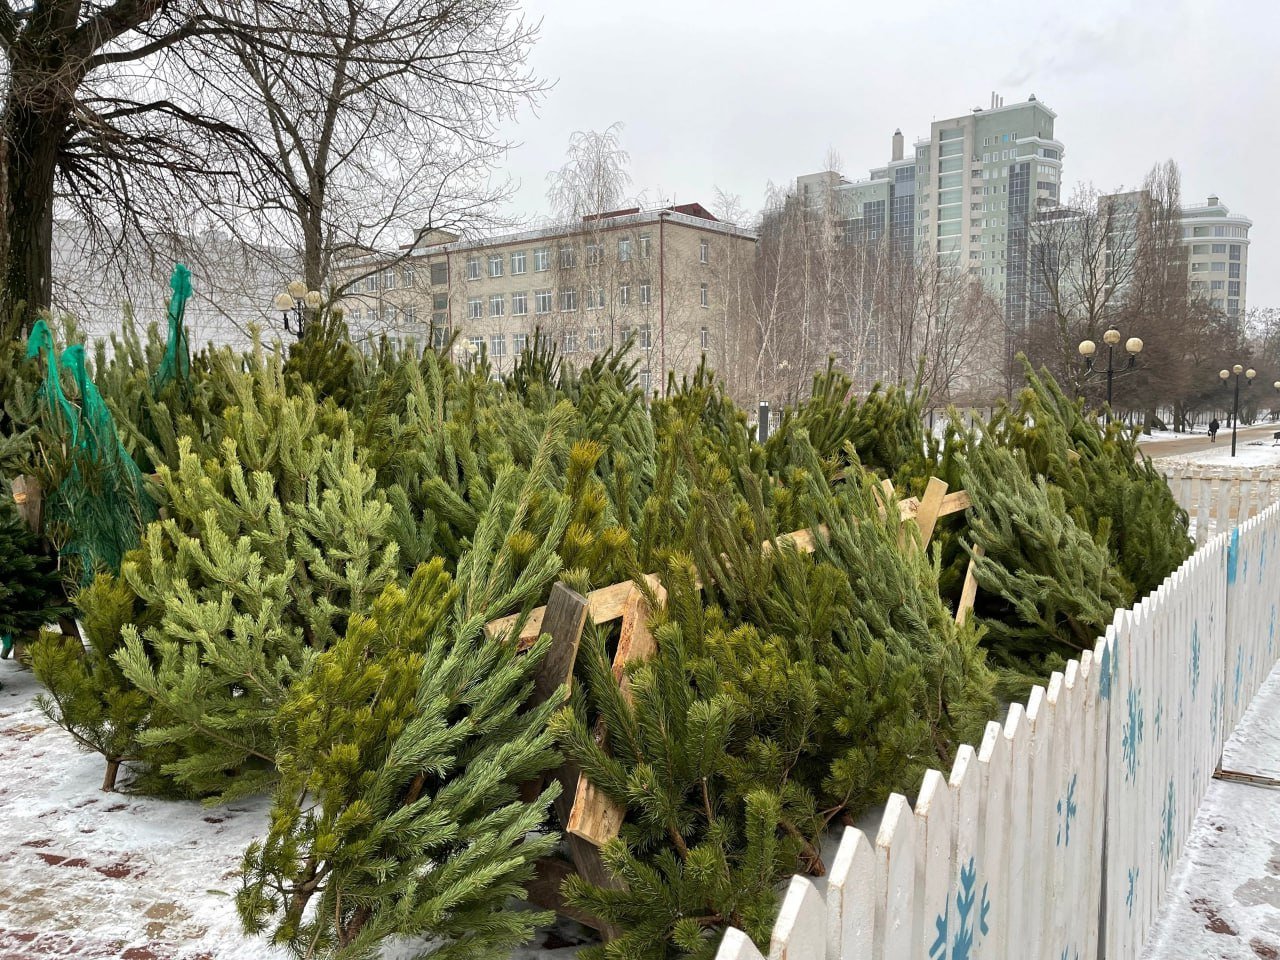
[1209,418,1220,442]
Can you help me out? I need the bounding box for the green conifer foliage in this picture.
[960,439,1129,693]
[111,429,399,800]
[284,309,357,407]
[986,362,1192,599]
[0,493,68,642]
[31,574,147,789]
[240,444,575,958]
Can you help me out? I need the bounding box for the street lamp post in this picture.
[274,280,322,339]
[1218,364,1256,458]
[1077,327,1144,417]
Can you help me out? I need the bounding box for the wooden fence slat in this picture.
[717,929,767,960]
[912,769,953,959]
[769,876,826,960]
[949,745,984,954]
[874,794,916,960]
[1002,702,1031,955]
[826,827,875,960]
[977,720,1010,960]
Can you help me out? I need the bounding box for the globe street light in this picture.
[275,281,322,339]
[1219,364,1255,458]
[1078,326,1144,416]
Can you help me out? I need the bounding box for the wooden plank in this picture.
[529,582,589,707]
[948,744,981,950]
[826,826,875,960]
[874,794,916,960]
[1002,702,1031,953]
[568,582,666,847]
[938,489,971,517]
[769,876,826,960]
[11,475,41,534]
[526,856,614,933]
[914,477,949,550]
[955,545,985,626]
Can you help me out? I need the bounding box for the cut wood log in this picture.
[11,475,42,534]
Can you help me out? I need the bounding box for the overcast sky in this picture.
[495,0,1278,308]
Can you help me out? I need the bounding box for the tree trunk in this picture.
[2,92,68,338]
[102,759,122,792]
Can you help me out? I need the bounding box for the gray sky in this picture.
[496,0,1278,309]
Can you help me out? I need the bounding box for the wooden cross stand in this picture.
[488,475,983,937]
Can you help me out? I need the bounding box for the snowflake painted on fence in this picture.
[1178,696,1185,737]
[1154,696,1163,742]
[929,856,991,960]
[1099,641,1113,701]
[1056,773,1078,847]
[1190,623,1201,698]
[1060,948,1080,960]
[1126,866,1140,917]
[1159,778,1177,870]
[1122,685,1144,783]
[1260,536,1267,584]
[1234,645,1244,708]
[1269,604,1276,658]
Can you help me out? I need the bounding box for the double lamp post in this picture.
[1077,327,1144,413]
[273,280,323,339]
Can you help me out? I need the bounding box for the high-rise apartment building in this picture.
[335,203,756,395]
[1181,195,1251,321]
[798,93,1064,323]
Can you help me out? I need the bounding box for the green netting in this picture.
[151,263,193,393]
[25,320,157,583]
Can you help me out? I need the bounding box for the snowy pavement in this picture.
[1142,424,1280,463]
[1142,664,1280,959]
[0,661,586,960]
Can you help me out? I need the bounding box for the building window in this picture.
[639,324,652,350]
[700,283,709,308]
[587,287,604,310]
[383,269,396,290]
[468,297,482,319]
[402,264,415,285]
[639,234,651,259]
[432,325,447,348]
[586,243,603,266]
[381,304,396,324]
[430,261,448,285]
[619,283,631,305]
[513,333,528,353]
[586,327,602,350]
[489,293,504,317]
[1211,243,1227,254]
[620,323,631,345]
[534,247,550,272]
[535,290,553,314]
[618,238,632,261]
[511,251,527,274]
[1192,243,1210,254]
[490,334,506,358]
[1210,280,1225,291]
[468,334,484,354]
[563,329,578,354]
[1227,298,1240,314]
[638,369,650,393]
[1214,226,1226,237]
[349,306,361,324]
[700,325,709,350]
[699,239,709,264]
[1229,244,1241,262]
[403,306,416,324]
[365,274,378,292]
[560,289,577,312]
[433,293,448,311]
[466,256,481,280]
[511,292,528,316]
[489,254,504,278]
[1211,262,1226,272]
[639,282,651,305]
[1228,280,1241,297]
[1191,262,1207,273]
[560,246,576,269]
[1229,263,1241,279]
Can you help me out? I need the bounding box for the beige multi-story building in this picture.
[336,202,757,394]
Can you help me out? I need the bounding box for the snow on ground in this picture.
[0,661,585,960]
[1142,664,1280,959]
[1157,438,1280,471]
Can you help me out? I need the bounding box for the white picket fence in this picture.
[1162,465,1280,545]
[717,501,1280,960]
